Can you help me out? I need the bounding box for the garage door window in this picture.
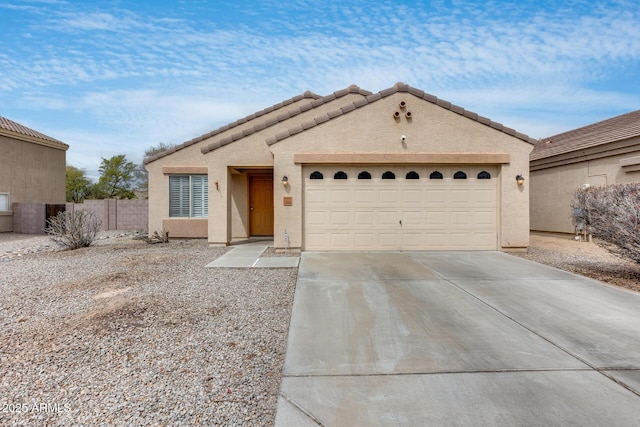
[382,171,396,179]
[430,171,443,179]
[478,171,491,179]
[358,171,372,179]
[406,171,420,179]
[334,171,348,180]
[310,171,324,179]
[454,171,467,179]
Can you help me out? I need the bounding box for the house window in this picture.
[334,171,348,180]
[477,171,491,179]
[406,171,420,179]
[0,193,9,211]
[169,175,208,217]
[382,171,396,179]
[454,171,467,179]
[358,171,372,179]
[429,171,443,180]
[310,171,324,179]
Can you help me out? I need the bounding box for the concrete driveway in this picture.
[275,251,640,426]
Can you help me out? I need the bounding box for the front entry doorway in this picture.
[249,174,274,236]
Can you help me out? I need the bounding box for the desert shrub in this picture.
[572,183,640,263]
[45,210,102,250]
[147,229,169,244]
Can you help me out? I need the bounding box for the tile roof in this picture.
[531,109,640,161]
[200,85,372,154]
[0,115,69,150]
[145,90,323,164]
[265,82,537,146]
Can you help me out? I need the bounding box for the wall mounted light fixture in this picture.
[281,176,289,187]
[516,174,525,186]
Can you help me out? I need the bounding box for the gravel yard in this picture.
[2,230,639,426]
[1,233,297,426]
[513,232,640,292]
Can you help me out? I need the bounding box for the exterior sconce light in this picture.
[281,176,289,187]
[516,174,525,186]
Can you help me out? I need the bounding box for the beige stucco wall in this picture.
[0,135,66,232]
[145,97,312,237]
[530,140,640,233]
[268,92,533,250]
[205,93,368,244]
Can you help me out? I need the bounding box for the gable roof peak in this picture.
[266,83,537,146]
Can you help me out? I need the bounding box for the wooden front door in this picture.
[249,175,274,236]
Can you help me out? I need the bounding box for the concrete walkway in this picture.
[205,241,299,268]
[275,251,640,426]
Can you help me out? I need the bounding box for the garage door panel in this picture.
[427,211,447,225]
[354,211,375,225]
[304,165,497,250]
[330,233,352,248]
[379,211,399,225]
[379,189,399,204]
[354,233,375,248]
[330,189,351,203]
[474,210,497,226]
[378,233,400,248]
[474,188,496,204]
[452,211,470,225]
[306,188,328,204]
[355,189,375,204]
[330,211,351,225]
[306,210,328,225]
[402,189,423,203]
[402,211,423,225]
[426,189,447,203]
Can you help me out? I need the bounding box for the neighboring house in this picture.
[145,82,535,251]
[0,116,69,232]
[530,110,640,234]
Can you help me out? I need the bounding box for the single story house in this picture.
[530,109,640,234]
[145,83,535,251]
[0,115,69,232]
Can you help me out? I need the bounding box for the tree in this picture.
[66,165,93,203]
[572,183,640,263]
[135,142,176,191]
[97,154,137,199]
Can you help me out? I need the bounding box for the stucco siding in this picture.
[0,135,66,231]
[0,135,66,205]
[269,92,532,250]
[204,93,368,244]
[531,147,640,233]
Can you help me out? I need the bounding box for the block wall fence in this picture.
[10,199,148,234]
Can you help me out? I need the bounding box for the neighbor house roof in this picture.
[0,115,69,150]
[531,109,640,161]
[200,84,372,154]
[264,82,538,146]
[144,90,323,164]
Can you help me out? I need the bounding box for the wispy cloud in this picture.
[1,0,639,176]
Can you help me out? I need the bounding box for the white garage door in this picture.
[303,165,498,250]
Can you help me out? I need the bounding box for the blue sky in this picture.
[1,0,639,180]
